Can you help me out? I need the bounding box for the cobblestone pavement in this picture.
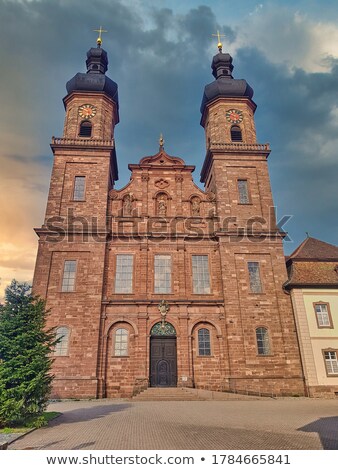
[8,398,338,450]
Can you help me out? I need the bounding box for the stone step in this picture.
[132,387,206,401]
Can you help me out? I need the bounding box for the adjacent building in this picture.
[285,237,338,397]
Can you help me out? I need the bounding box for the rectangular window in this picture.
[61,260,77,292]
[154,255,171,294]
[73,176,86,201]
[192,255,211,294]
[324,351,338,375]
[237,179,250,204]
[115,254,133,294]
[248,261,263,293]
[314,303,332,328]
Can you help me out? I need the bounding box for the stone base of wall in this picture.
[51,378,98,399]
[224,377,306,397]
[132,377,149,397]
[308,385,338,399]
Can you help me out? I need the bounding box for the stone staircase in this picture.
[132,387,272,401]
[132,387,206,401]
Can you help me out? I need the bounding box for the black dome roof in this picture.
[65,46,119,119]
[200,51,254,116]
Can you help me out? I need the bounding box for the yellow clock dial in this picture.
[78,104,97,119]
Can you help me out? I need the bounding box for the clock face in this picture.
[226,109,243,124]
[78,104,97,119]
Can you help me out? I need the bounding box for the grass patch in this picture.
[0,411,61,434]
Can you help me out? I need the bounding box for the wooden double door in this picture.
[150,336,177,387]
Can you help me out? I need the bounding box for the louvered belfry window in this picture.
[79,120,92,137]
[231,125,242,142]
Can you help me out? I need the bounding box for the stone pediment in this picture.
[134,150,187,168]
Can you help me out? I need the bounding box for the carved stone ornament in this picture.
[206,191,216,202]
[155,178,169,189]
[157,193,168,216]
[191,196,201,216]
[158,300,170,318]
[122,193,134,216]
[141,174,150,182]
[109,189,118,200]
[175,175,184,183]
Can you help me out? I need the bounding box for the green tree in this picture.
[0,280,57,427]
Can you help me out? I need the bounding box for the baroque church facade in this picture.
[33,39,306,398]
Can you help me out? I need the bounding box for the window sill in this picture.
[256,354,274,357]
[112,355,130,358]
[192,292,213,296]
[71,200,86,203]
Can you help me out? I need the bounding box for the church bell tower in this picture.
[32,35,120,398]
[198,39,304,395]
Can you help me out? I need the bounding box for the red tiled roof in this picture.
[288,237,338,261]
[285,237,338,288]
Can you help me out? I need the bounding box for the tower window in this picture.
[256,327,271,355]
[55,326,70,356]
[231,125,242,142]
[79,120,92,137]
[73,176,86,201]
[61,260,77,292]
[237,179,250,204]
[248,261,263,293]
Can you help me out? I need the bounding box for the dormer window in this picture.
[79,120,92,138]
[231,125,242,142]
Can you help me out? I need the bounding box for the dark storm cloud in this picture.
[235,48,338,249]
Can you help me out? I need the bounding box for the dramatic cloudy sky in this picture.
[0,0,338,297]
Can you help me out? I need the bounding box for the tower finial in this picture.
[159,133,165,150]
[212,30,226,52]
[93,26,108,48]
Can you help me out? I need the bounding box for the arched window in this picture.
[79,120,92,137]
[231,125,242,142]
[55,326,70,356]
[198,328,211,356]
[256,327,270,355]
[114,328,128,356]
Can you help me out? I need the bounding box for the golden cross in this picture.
[159,133,165,149]
[212,30,226,52]
[93,26,108,47]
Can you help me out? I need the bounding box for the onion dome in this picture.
[200,50,254,117]
[66,46,119,122]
